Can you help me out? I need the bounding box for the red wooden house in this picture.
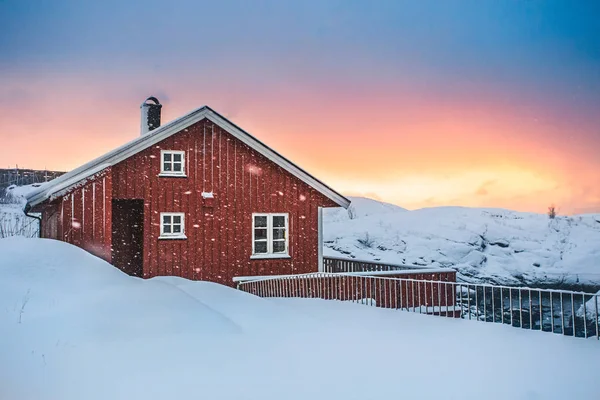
[25,97,350,286]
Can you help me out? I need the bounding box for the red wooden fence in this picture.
[236,272,461,317]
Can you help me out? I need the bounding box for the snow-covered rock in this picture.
[325,197,600,288]
[576,290,600,322]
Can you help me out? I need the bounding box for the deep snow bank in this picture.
[0,238,599,400]
[324,197,600,288]
[0,237,241,339]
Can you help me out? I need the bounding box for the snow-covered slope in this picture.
[325,197,600,288]
[1,237,598,400]
[324,196,407,222]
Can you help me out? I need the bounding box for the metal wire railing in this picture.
[235,272,600,340]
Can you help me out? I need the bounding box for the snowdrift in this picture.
[324,197,600,288]
[1,237,599,400]
[0,237,241,339]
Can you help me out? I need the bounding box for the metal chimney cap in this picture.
[141,96,161,107]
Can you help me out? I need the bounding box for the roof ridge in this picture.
[26,105,350,208]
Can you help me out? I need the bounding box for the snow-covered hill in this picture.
[324,197,600,289]
[1,237,598,400]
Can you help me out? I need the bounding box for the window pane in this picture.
[163,215,171,224]
[163,225,172,233]
[164,163,172,171]
[173,153,182,162]
[164,153,172,161]
[273,216,285,227]
[254,241,267,254]
[254,228,267,240]
[272,228,285,240]
[273,241,286,253]
[173,215,181,224]
[254,216,267,227]
[173,163,182,172]
[173,225,181,233]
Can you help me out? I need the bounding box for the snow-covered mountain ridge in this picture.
[324,197,600,289]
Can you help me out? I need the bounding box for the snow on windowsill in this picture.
[158,235,188,240]
[158,173,187,178]
[250,254,291,260]
[201,192,214,199]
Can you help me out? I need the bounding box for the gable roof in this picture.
[25,105,351,209]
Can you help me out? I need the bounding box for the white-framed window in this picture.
[159,212,186,239]
[160,150,186,176]
[252,213,289,258]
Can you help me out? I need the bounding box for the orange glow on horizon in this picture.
[1,75,598,215]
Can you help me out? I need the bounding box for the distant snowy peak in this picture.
[324,196,407,222]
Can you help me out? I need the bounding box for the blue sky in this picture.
[1,0,599,213]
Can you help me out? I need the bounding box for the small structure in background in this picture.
[0,168,65,194]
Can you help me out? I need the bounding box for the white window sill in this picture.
[158,235,187,240]
[158,173,187,178]
[250,254,291,260]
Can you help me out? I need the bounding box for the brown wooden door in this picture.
[111,199,144,277]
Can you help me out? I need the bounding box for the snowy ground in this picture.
[325,197,600,288]
[1,237,599,400]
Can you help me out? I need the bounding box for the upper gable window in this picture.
[160,150,186,177]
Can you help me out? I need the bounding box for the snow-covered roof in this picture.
[25,106,350,208]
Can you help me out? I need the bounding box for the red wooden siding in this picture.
[110,118,338,286]
[37,170,113,263]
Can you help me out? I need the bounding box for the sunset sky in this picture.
[1,1,599,214]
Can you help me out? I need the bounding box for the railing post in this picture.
[529,289,533,330]
[538,291,542,331]
[583,293,587,338]
[560,292,565,335]
[595,295,599,340]
[468,284,472,320]
[550,292,554,333]
[317,207,323,272]
[571,293,575,337]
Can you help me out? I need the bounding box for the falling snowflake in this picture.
[245,164,262,176]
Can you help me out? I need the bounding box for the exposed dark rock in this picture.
[490,239,509,248]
